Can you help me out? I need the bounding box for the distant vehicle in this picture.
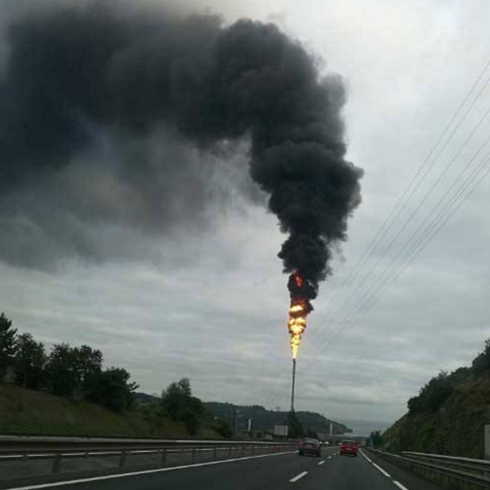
[298,438,322,457]
[339,439,358,457]
[262,434,273,442]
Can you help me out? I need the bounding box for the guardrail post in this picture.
[191,448,196,463]
[161,449,167,465]
[213,447,217,459]
[22,453,28,463]
[228,446,232,458]
[119,451,127,468]
[52,453,62,474]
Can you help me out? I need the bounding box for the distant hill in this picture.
[382,340,490,459]
[341,419,391,437]
[204,401,352,435]
[134,392,159,405]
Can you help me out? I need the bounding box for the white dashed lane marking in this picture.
[393,482,409,490]
[289,471,308,483]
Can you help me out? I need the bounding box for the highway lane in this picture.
[3,448,446,490]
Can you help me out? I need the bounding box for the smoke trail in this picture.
[0,1,362,286]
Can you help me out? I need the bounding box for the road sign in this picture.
[274,425,289,437]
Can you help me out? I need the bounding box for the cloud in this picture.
[0,0,361,291]
[2,0,490,429]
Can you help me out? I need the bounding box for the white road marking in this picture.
[393,481,409,490]
[372,462,391,477]
[318,460,325,466]
[328,456,332,459]
[3,451,294,490]
[360,450,372,463]
[289,471,308,483]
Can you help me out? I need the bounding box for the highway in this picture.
[3,447,446,490]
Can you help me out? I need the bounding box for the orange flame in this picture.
[287,297,308,359]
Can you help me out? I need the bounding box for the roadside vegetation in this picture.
[0,313,346,440]
[0,313,230,438]
[381,338,490,458]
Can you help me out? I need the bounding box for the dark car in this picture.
[298,438,322,457]
[339,439,358,457]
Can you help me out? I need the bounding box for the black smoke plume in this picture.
[0,1,362,297]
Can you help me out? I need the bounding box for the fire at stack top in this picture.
[287,272,312,360]
[287,273,314,411]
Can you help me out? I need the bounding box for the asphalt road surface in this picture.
[3,448,446,490]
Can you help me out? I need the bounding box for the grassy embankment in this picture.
[382,371,490,458]
[0,384,218,439]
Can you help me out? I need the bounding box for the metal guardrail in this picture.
[369,448,490,490]
[0,438,296,475]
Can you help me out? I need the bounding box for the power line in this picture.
[306,58,490,342]
[309,146,490,361]
[305,92,490,362]
[263,56,490,409]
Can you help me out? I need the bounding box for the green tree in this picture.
[472,339,490,372]
[74,345,103,396]
[212,417,233,438]
[369,430,383,447]
[44,343,78,397]
[14,333,46,389]
[88,368,138,412]
[286,410,304,438]
[161,378,192,419]
[44,343,102,399]
[161,378,204,435]
[407,371,453,413]
[0,313,17,380]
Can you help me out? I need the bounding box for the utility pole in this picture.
[234,409,239,436]
[290,358,297,411]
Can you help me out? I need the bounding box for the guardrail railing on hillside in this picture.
[369,448,490,490]
[0,438,296,477]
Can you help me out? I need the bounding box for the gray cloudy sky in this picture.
[2,0,490,432]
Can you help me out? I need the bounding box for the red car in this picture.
[298,438,322,457]
[339,440,358,457]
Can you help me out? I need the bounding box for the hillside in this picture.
[204,402,352,435]
[0,384,216,439]
[382,342,490,459]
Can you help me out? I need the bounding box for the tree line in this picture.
[0,312,138,412]
[407,338,490,415]
[0,313,234,437]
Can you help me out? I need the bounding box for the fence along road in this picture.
[0,436,295,488]
[0,439,447,490]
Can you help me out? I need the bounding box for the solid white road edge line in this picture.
[393,481,409,490]
[372,462,391,477]
[317,460,325,466]
[359,450,372,463]
[289,471,308,483]
[4,451,294,490]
